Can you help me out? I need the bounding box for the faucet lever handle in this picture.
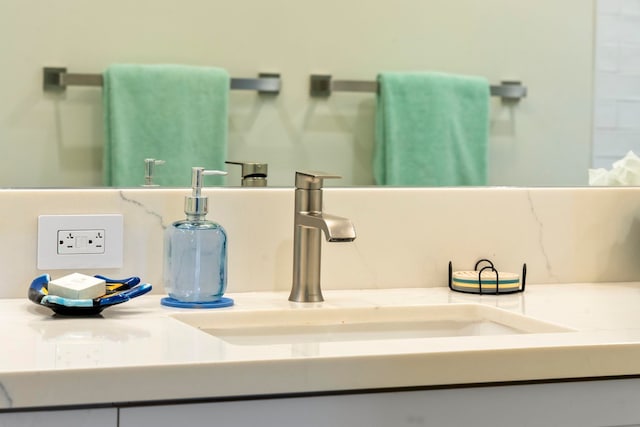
[295,170,342,190]
[225,161,268,177]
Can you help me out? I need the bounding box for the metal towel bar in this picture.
[309,74,527,100]
[43,67,281,95]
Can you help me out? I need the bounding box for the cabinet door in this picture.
[0,408,117,427]
[120,378,640,427]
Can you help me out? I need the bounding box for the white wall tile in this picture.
[593,0,640,167]
[596,43,619,72]
[618,44,640,73]
[617,100,640,127]
[592,129,620,158]
[597,15,622,42]
[621,0,640,15]
[596,71,640,99]
[594,100,618,127]
[599,0,622,14]
[592,155,619,168]
[617,15,640,42]
[610,129,640,147]
[591,128,640,164]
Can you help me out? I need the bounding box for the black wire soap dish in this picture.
[448,259,526,295]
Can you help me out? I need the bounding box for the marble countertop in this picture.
[2,283,640,410]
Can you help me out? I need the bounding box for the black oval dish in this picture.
[28,274,152,316]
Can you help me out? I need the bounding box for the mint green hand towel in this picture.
[373,72,490,186]
[103,64,229,187]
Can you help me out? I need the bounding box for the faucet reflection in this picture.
[290,171,356,303]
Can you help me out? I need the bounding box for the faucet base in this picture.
[288,290,324,303]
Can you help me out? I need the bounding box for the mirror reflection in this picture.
[1,0,624,188]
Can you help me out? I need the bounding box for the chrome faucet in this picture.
[290,171,356,303]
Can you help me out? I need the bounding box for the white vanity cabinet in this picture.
[119,379,640,427]
[3,378,639,426]
[0,408,117,427]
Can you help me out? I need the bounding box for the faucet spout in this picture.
[296,212,356,242]
[290,171,357,303]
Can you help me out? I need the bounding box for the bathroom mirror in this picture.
[1,0,618,188]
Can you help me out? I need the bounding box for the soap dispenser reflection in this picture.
[143,158,165,187]
[163,167,228,303]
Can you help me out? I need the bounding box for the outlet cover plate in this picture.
[37,214,124,270]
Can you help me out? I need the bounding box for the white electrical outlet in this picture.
[37,214,124,270]
[57,229,105,254]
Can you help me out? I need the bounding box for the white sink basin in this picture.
[171,304,573,346]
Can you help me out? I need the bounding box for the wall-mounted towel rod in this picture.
[43,67,281,95]
[309,74,527,100]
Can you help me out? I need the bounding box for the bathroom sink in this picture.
[171,304,573,346]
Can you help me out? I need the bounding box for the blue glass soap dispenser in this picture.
[161,167,233,308]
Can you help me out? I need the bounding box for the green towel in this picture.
[103,64,229,187]
[373,72,490,186]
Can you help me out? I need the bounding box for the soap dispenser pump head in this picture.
[184,167,227,219]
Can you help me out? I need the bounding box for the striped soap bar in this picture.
[451,270,520,292]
